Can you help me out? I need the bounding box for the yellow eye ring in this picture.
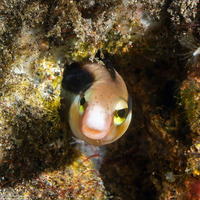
[114,108,128,126]
[79,95,87,114]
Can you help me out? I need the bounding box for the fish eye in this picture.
[114,108,128,126]
[113,99,129,126]
[117,109,126,118]
[79,95,87,114]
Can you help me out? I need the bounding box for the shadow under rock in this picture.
[0,106,75,187]
[98,94,157,200]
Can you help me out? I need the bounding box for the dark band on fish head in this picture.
[102,58,116,79]
[62,62,94,94]
[95,50,116,80]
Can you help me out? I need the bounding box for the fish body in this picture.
[61,60,132,146]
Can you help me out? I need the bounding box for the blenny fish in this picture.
[61,56,132,146]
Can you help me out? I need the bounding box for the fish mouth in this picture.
[81,124,108,140]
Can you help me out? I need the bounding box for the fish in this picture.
[61,56,132,146]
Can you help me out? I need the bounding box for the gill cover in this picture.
[61,59,132,146]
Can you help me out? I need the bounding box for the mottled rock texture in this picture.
[0,0,200,199]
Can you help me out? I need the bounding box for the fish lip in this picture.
[81,124,108,140]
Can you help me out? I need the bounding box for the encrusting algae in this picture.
[0,150,106,199]
[1,0,200,199]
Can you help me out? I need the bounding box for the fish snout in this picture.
[81,105,112,139]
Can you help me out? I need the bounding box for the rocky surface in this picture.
[0,0,200,199]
